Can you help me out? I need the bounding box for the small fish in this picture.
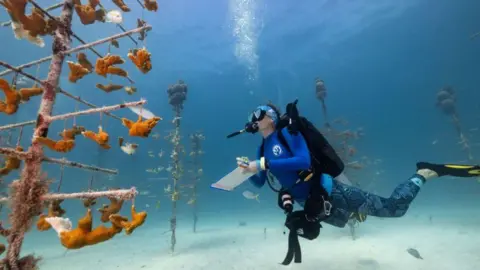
[111,39,120,48]
[431,140,438,145]
[125,86,136,95]
[147,177,169,180]
[146,168,159,174]
[137,19,150,41]
[105,10,123,24]
[242,190,260,202]
[15,79,28,86]
[155,200,161,209]
[406,248,423,259]
[158,149,164,158]
[373,159,383,164]
[139,190,150,195]
[96,83,123,93]
[151,133,160,139]
[187,198,196,205]
[172,117,181,124]
[120,143,137,155]
[170,191,180,201]
[16,76,30,86]
[332,118,349,125]
[164,184,171,193]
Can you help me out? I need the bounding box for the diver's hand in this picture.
[237,157,258,174]
[286,100,299,119]
[278,190,294,214]
[285,100,300,134]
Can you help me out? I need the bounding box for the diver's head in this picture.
[248,103,281,136]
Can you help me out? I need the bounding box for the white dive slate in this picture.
[211,167,254,191]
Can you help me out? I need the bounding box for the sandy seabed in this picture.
[18,209,480,270]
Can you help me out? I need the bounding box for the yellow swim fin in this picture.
[417,162,480,177]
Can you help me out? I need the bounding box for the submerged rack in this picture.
[166,80,188,252]
[0,0,156,268]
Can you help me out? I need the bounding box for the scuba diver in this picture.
[227,100,480,265]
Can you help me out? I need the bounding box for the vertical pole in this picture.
[5,1,74,268]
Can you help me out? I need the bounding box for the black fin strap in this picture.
[281,230,302,265]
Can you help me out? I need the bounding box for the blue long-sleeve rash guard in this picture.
[248,127,333,204]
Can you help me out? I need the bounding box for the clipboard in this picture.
[211,167,254,191]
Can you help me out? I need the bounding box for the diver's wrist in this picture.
[259,157,267,170]
[255,160,261,170]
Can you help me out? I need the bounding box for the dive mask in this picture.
[225,105,277,139]
[248,105,278,124]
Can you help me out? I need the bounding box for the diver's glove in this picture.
[286,100,299,119]
[281,210,321,265]
[285,210,321,240]
[278,190,294,214]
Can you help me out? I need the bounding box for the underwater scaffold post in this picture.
[0,0,156,267]
[189,131,205,233]
[337,130,358,240]
[435,86,473,161]
[328,119,363,240]
[166,80,188,252]
[315,77,329,128]
[313,79,366,239]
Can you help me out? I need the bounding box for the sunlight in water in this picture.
[230,0,262,83]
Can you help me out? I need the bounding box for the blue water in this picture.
[1,0,480,269]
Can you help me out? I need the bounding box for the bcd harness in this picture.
[261,129,333,221]
[261,129,334,266]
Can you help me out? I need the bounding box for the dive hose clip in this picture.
[323,198,332,216]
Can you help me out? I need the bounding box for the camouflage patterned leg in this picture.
[334,175,423,218]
